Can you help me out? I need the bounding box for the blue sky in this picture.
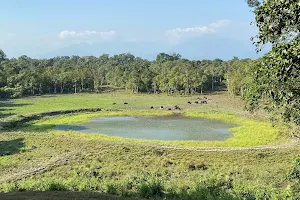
[0,0,269,60]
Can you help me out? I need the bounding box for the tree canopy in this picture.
[245,0,300,124]
[0,50,254,99]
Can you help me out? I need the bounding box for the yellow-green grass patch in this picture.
[24,110,287,148]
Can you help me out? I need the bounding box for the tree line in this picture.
[0,50,254,98]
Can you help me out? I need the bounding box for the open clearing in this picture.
[0,91,299,199]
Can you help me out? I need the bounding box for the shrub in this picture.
[138,180,164,199]
[48,182,68,191]
[288,155,300,182]
[106,183,118,195]
[0,86,23,99]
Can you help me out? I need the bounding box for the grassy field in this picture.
[0,91,255,117]
[0,91,299,199]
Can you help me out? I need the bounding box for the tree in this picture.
[0,49,6,62]
[248,0,299,49]
[245,0,300,124]
[0,49,255,99]
[225,59,254,97]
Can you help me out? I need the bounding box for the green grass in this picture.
[0,91,299,199]
[0,132,299,199]
[22,109,285,147]
[0,91,252,117]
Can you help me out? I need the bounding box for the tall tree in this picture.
[245,0,300,124]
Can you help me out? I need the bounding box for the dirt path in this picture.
[50,132,300,153]
[133,138,300,152]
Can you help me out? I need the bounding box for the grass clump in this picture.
[106,183,118,195]
[138,180,164,199]
[48,182,68,191]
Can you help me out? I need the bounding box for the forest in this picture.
[0,50,253,98]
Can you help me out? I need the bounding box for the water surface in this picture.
[54,116,236,141]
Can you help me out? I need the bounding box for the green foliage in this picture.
[225,58,255,97]
[250,0,300,48]
[288,155,300,182]
[106,183,118,195]
[138,180,164,198]
[48,182,68,191]
[0,50,248,98]
[0,86,23,99]
[245,0,300,125]
[245,40,300,124]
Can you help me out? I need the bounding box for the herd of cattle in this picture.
[112,96,209,111]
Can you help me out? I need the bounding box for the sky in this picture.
[0,0,270,60]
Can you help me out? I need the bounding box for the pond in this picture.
[54,115,236,141]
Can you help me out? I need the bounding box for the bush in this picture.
[0,86,23,99]
[106,183,118,195]
[288,155,300,182]
[138,180,164,199]
[48,182,68,191]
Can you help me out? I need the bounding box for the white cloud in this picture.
[165,20,232,44]
[8,33,17,36]
[58,30,116,41]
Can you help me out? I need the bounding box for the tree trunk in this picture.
[39,83,42,94]
[100,77,104,86]
[93,80,97,92]
[60,83,64,93]
[211,77,214,90]
[201,86,203,94]
[54,84,57,94]
[240,87,244,97]
[74,82,77,94]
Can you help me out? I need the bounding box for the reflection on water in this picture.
[54,116,236,141]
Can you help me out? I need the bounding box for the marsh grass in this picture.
[22,109,287,147]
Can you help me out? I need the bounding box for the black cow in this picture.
[201,100,207,104]
[174,105,181,110]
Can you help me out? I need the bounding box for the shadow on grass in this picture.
[0,100,32,119]
[0,191,138,200]
[16,124,87,133]
[0,138,24,156]
[0,179,243,200]
[0,189,240,200]
[53,124,88,131]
